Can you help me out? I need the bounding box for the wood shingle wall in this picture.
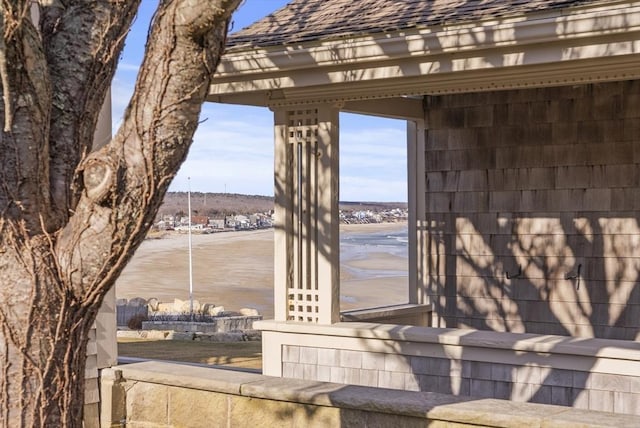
[84,287,117,427]
[423,80,640,340]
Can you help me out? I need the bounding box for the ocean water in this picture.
[340,225,408,280]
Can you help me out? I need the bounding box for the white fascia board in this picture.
[211,1,640,105]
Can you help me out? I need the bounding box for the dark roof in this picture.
[228,0,602,49]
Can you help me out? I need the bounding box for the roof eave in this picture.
[209,2,640,107]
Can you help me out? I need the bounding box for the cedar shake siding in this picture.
[423,80,640,340]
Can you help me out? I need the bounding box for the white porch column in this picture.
[273,105,340,324]
[407,119,428,306]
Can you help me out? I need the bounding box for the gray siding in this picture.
[422,81,640,339]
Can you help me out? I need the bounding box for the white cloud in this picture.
[341,124,407,198]
[340,175,407,202]
[165,106,408,201]
[169,105,274,195]
[109,79,408,201]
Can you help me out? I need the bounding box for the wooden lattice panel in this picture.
[286,109,320,322]
[287,288,320,322]
[286,109,319,146]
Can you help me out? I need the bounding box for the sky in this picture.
[112,0,407,202]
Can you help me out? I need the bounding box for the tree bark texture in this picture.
[0,0,240,426]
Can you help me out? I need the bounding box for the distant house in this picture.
[233,214,251,230]
[190,215,209,226]
[224,214,236,228]
[255,213,273,228]
[209,218,225,229]
[153,214,176,230]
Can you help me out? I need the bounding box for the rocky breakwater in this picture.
[116,297,262,339]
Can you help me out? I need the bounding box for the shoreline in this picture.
[116,222,408,319]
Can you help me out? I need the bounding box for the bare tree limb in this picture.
[40,0,141,226]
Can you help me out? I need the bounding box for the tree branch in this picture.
[40,0,141,227]
[0,2,52,232]
[56,0,241,301]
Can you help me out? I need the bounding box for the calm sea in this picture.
[340,224,408,279]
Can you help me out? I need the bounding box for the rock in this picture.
[204,305,225,316]
[239,307,260,317]
[174,298,200,313]
[220,311,239,317]
[139,330,170,340]
[147,297,159,312]
[128,297,147,307]
[155,302,174,314]
[201,303,216,314]
[172,298,185,311]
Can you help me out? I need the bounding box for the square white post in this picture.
[407,119,428,305]
[272,105,340,324]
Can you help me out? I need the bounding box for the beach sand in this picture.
[115,223,408,319]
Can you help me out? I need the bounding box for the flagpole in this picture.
[188,177,194,320]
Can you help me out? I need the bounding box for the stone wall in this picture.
[141,316,262,333]
[421,80,640,339]
[100,361,640,427]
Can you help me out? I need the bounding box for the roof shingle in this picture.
[228,0,604,49]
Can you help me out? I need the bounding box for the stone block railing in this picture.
[257,320,640,416]
[100,361,640,427]
[141,315,262,333]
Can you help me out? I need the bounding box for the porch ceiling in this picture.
[209,0,640,108]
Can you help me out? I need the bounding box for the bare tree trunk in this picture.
[0,226,95,425]
[0,0,241,425]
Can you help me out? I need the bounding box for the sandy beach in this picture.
[115,222,408,319]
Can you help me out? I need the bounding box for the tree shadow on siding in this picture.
[425,211,640,409]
